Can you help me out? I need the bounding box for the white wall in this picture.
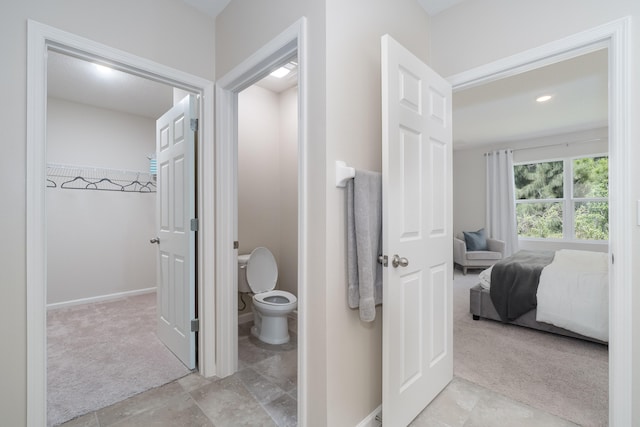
[431,1,640,423]
[454,127,609,253]
[46,98,157,304]
[0,1,214,423]
[238,84,298,297]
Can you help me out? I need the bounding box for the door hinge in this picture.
[378,255,388,267]
[191,318,199,332]
[611,253,614,264]
[190,118,199,132]
[234,241,239,249]
[190,218,199,231]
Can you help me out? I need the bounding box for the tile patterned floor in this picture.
[60,324,577,427]
[60,323,297,427]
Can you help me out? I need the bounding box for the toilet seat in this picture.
[245,247,278,293]
[254,290,298,306]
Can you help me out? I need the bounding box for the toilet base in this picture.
[252,311,290,345]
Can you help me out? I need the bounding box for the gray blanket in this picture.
[489,250,555,321]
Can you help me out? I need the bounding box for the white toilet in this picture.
[238,247,297,345]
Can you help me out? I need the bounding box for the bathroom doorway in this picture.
[233,62,299,420]
[214,17,308,422]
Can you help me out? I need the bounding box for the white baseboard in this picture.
[238,312,254,324]
[356,405,382,427]
[47,287,156,310]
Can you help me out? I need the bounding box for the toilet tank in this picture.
[237,254,252,293]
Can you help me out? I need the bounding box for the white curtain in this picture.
[486,149,518,256]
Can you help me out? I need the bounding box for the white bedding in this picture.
[477,250,609,342]
[478,266,493,290]
[536,249,609,342]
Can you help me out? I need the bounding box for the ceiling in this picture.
[453,49,608,149]
[181,0,466,18]
[47,2,608,149]
[47,51,174,119]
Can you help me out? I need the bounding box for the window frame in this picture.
[513,153,608,243]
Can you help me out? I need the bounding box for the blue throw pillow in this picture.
[463,228,488,251]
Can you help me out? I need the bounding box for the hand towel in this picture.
[347,170,383,322]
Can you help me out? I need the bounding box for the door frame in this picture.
[214,17,308,423]
[447,17,631,425]
[26,20,215,427]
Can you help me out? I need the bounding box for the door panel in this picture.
[382,35,453,426]
[155,95,196,370]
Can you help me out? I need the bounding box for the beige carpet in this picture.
[453,271,608,426]
[47,292,191,426]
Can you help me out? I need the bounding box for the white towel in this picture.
[347,170,383,322]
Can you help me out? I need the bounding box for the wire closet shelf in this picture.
[46,163,157,193]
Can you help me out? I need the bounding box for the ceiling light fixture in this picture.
[94,63,113,75]
[536,95,553,103]
[270,66,291,79]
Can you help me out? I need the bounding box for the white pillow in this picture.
[479,266,493,290]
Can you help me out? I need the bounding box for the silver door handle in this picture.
[392,254,409,268]
[150,237,160,244]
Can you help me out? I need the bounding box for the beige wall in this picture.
[324,0,429,425]
[454,127,609,253]
[216,1,328,423]
[238,84,298,297]
[431,1,640,423]
[47,98,157,304]
[0,1,214,424]
[217,0,429,424]
[278,86,299,297]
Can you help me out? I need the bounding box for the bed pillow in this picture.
[463,228,488,251]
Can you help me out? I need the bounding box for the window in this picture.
[514,155,608,241]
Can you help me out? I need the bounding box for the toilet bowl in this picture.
[238,247,297,345]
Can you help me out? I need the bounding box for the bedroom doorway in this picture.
[448,19,630,425]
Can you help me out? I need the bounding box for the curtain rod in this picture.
[484,137,604,155]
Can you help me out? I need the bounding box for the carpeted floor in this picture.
[453,271,608,426]
[47,292,191,426]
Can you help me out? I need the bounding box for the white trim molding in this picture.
[448,17,632,426]
[26,20,215,427]
[46,287,157,311]
[215,17,308,425]
[356,405,382,427]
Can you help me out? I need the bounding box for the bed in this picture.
[469,249,609,344]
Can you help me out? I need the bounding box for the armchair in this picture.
[453,233,505,275]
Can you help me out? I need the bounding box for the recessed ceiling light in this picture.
[270,66,291,79]
[536,95,553,103]
[94,63,113,75]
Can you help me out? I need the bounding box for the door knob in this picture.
[150,237,160,244]
[392,254,409,268]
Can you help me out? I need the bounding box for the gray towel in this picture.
[347,170,383,322]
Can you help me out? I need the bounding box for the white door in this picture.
[381,35,453,426]
[155,95,197,369]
